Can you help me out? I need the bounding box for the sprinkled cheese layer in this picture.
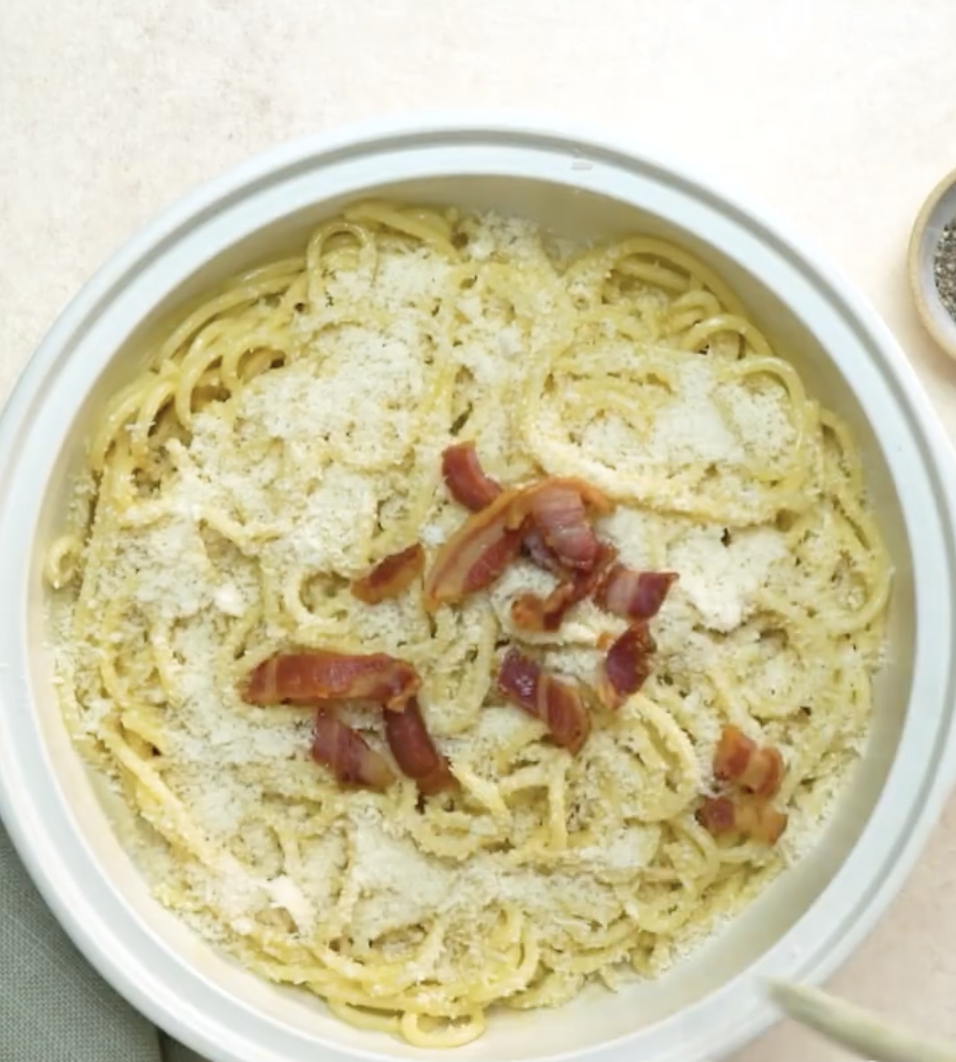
[46,203,891,1049]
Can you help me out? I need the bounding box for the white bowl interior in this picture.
[23,173,916,1060]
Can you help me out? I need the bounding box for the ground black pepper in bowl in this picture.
[934,219,956,322]
[909,168,956,356]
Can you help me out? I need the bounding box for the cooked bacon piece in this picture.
[713,725,784,799]
[713,724,756,784]
[523,527,566,575]
[441,443,566,574]
[596,622,657,708]
[243,651,420,711]
[423,478,613,608]
[746,802,788,844]
[526,480,612,571]
[384,697,455,795]
[350,543,425,605]
[511,543,619,632]
[423,486,529,609]
[511,584,577,633]
[442,441,502,511]
[595,565,678,621]
[696,795,788,845]
[496,649,590,753]
[312,710,395,790]
[695,794,737,834]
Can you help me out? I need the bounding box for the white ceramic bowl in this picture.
[2,114,956,1062]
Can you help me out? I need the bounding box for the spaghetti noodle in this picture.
[46,202,891,1047]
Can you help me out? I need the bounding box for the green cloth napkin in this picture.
[0,822,207,1062]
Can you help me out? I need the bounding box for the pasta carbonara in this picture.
[46,202,891,1047]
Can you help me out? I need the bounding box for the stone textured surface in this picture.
[3,2,956,1059]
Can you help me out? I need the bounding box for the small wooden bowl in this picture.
[909,165,956,360]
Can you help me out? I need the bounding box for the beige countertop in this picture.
[3,2,956,1059]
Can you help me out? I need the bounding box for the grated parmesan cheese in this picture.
[46,207,889,1040]
[669,526,788,633]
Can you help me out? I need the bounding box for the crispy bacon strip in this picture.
[595,565,678,621]
[696,795,788,845]
[423,486,529,608]
[511,543,618,632]
[523,527,566,575]
[714,725,756,784]
[695,794,736,834]
[442,441,502,511]
[596,622,657,708]
[713,725,784,799]
[350,543,425,605]
[243,651,420,711]
[384,697,455,795]
[441,442,565,575]
[511,583,578,633]
[312,710,395,790]
[496,649,590,753]
[423,478,613,608]
[526,479,612,571]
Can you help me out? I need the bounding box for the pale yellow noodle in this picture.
[44,205,891,1047]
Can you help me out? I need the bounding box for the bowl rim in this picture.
[2,109,956,1062]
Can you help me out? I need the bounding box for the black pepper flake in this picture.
[933,218,956,322]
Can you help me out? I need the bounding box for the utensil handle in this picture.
[768,980,956,1062]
